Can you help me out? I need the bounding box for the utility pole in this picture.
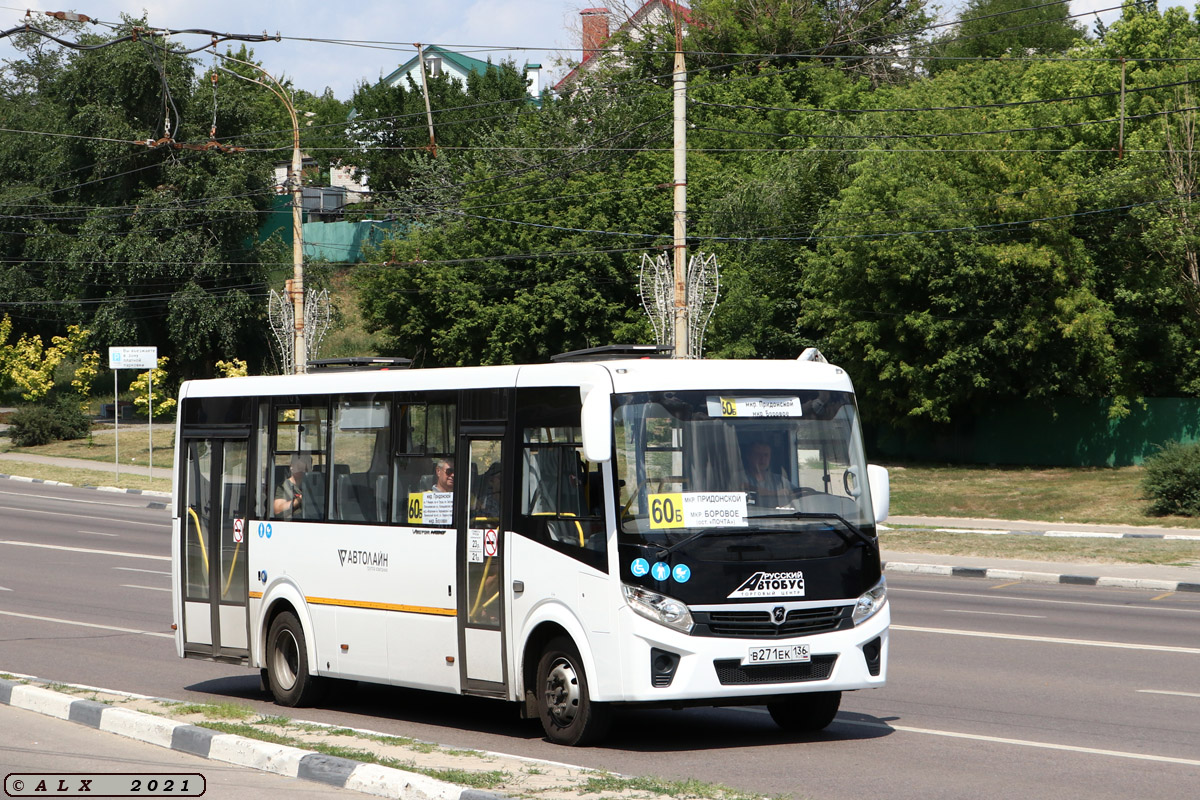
[671,5,689,359]
[415,43,438,156]
[215,52,306,373]
[290,108,305,374]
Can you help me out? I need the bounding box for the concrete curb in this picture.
[0,472,170,502]
[883,560,1200,593]
[0,473,72,487]
[0,678,508,800]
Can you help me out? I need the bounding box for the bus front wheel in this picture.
[535,637,610,746]
[266,610,324,707]
[767,691,841,732]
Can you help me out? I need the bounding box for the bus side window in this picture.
[392,401,456,526]
[270,403,329,521]
[330,395,390,524]
[518,427,606,569]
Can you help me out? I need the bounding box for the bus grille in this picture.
[712,655,838,685]
[692,607,852,639]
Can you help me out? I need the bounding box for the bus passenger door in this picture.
[458,436,507,694]
[180,436,251,662]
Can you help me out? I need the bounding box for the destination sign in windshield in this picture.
[706,396,802,418]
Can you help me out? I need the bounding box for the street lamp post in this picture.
[215,53,306,374]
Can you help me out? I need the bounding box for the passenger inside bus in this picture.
[742,440,795,507]
[431,457,455,494]
[273,452,312,519]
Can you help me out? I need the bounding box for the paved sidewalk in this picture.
[0,451,154,478]
[889,514,1200,538]
[0,678,507,800]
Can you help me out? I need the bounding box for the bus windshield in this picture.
[614,390,875,546]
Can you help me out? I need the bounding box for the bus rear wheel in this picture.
[267,610,325,707]
[767,691,841,732]
[536,637,610,746]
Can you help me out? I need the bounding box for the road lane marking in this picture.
[0,609,173,639]
[738,708,1200,766]
[121,584,170,592]
[77,530,119,537]
[837,718,1200,767]
[893,624,1200,654]
[1152,592,1175,601]
[0,490,160,509]
[114,567,171,576]
[0,541,168,561]
[1138,690,1200,699]
[0,504,166,527]
[891,586,1200,615]
[990,581,1022,589]
[944,610,1047,619]
[0,586,10,592]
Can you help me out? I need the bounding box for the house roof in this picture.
[554,0,691,91]
[380,44,494,88]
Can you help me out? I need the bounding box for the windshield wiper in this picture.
[747,511,879,553]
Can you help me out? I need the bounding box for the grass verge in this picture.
[0,459,171,493]
[888,463,1199,528]
[880,528,1200,566]
[1,426,173,470]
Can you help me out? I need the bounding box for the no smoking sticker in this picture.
[484,528,498,558]
[233,518,244,543]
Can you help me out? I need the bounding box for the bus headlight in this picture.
[623,584,694,634]
[852,577,887,626]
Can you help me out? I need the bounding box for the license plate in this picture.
[745,643,811,665]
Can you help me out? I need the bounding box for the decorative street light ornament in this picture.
[269,287,331,374]
[639,251,719,359]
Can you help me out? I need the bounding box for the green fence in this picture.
[301,219,396,263]
[868,398,1200,467]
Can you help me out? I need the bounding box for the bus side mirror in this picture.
[867,464,889,524]
[581,389,612,463]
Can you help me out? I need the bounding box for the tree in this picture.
[0,23,287,378]
[344,58,529,202]
[0,316,94,402]
[796,31,1200,426]
[928,0,1086,76]
[131,356,177,419]
[356,66,669,365]
[689,0,933,86]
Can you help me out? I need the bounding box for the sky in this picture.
[1,1,588,98]
[0,1,1175,100]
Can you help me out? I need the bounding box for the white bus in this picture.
[171,346,890,745]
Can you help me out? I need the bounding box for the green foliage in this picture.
[690,0,932,67]
[0,26,286,379]
[8,396,92,447]
[1141,441,1200,516]
[356,65,667,366]
[344,57,529,197]
[131,357,177,419]
[928,0,1086,76]
[0,316,93,402]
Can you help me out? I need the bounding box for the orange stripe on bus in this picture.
[305,596,457,616]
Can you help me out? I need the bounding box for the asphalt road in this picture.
[1,481,1198,799]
